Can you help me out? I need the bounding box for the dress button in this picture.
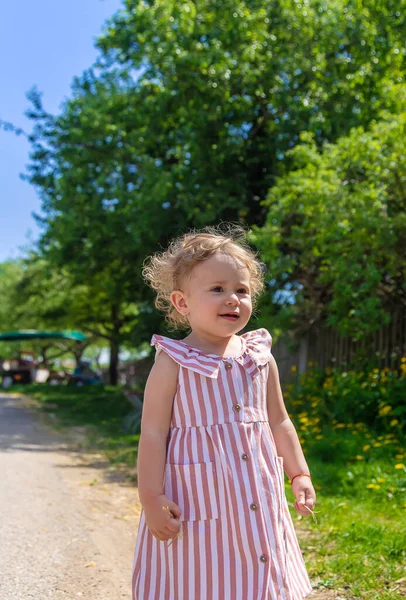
[260,554,268,563]
[233,404,241,412]
[250,503,258,511]
[241,453,249,461]
[224,362,233,370]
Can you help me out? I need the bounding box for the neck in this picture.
[183,330,242,357]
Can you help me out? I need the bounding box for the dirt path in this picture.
[0,392,350,600]
[0,393,140,600]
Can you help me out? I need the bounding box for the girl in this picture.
[133,227,316,600]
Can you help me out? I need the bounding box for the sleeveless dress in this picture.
[132,328,312,600]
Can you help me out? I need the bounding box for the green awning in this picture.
[0,330,87,342]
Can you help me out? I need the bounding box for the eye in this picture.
[211,286,223,292]
[237,288,249,294]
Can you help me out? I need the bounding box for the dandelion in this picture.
[395,464,405,470]
[373,442,382,448]
[377,478,385,483]
[367,484,380,489]
[363,444,371,452]
[378,405,392,416]
[355,455,363,460]
[390,419,399,426]
[304,504,320,523]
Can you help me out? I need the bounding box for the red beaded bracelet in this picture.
[290,473,311,484]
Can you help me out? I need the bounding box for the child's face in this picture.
[172,253,253,338]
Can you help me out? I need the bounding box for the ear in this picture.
[170,290,189,316]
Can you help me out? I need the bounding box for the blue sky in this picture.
[0,0,123,262]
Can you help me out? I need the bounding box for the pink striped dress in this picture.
[132,328,312,600]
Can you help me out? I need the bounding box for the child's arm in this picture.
[266,354,316,516]
[137,351,182,541]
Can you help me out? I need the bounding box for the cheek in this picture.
[242,298,253,312]
[203,296,222,312]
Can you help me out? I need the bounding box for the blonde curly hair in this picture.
[142,225,264,329]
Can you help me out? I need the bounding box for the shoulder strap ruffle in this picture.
[240,328,272,376]
[151,335,221,378]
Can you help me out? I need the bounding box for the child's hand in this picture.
[291,476,316,518]
[143,494,182,542]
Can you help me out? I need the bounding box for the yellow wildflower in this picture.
[395,464,405,470]
[378,405,392,416]
[390,419,399,426]
[363,444,371,452]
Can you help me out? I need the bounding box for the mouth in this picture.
[219,313,240,321]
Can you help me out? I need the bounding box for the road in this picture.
[0,394,140,600]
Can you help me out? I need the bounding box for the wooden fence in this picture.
[272,309,406,385]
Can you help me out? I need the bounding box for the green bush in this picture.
[285,358,406,432]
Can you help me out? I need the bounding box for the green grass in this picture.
[295,491,406,599]
[6,384,406,598]
[288,428,406,599]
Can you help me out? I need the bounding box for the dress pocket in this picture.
[164,461,219,522]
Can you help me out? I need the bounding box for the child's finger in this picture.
[167,501,182,520]
[167,518,182,533]
[295,491,306,506]
[305,497,315,511]
[152,530,170,542]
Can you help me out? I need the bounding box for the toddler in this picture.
[132,226,316,600]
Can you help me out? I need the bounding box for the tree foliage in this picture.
[97,0,406,223]
[18,0,406,377]
[253,100,406,338]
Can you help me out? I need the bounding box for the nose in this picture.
[226,293,240,306]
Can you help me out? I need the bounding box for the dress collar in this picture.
[151,328,272,379]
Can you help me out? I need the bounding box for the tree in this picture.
[252,98,406,339]
[97,0,406,224]
[24,78,172,383]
